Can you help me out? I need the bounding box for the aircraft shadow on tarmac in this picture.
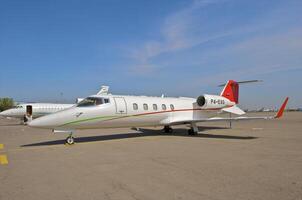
[21,126,258,147]
[0,123,23,126]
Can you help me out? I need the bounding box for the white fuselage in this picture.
[28,94,234,130]
[0,103,74,119]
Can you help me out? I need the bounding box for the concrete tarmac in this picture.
[0,112,302,200]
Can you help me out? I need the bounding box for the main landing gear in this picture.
[188,123,198,136]
[163,125,173,133]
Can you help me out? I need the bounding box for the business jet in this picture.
[0,103,74,120]
[28,80,289,145]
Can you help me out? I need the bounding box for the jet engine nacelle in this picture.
[196,94,235,109]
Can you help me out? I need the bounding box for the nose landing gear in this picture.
[66,134,75,145]
[53,130,75,145]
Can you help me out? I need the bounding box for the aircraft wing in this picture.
[168,97,289,125]
[222,105,245,115]
[168,116,273,125]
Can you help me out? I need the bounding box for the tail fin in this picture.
[220,80,239,104]
[219,80,262,104]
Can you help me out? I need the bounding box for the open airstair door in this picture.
[26,105,32,116]
[24,105,33,123]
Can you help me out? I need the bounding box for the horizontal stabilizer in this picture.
[222,105,245,115]
[218,80,262,87]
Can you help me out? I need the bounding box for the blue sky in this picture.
[0,0,301,109]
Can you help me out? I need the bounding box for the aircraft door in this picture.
[24,105,33,123]
[26,105,33,116]
[113,97,127,114]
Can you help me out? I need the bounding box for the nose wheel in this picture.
[66,135,75,145]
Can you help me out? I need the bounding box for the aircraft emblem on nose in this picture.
[76,112,83,117]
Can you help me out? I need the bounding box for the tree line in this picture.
[0,98,14,112]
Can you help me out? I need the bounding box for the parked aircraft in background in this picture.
[0,85,111,123]
[0,103,74,121]
[28,80,289,145]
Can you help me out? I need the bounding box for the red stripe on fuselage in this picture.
[131,107,229,118]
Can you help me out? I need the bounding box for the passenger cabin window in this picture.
[77,97,109,107]
[153,104,158,110]
[143,104,148,110]
[162,104,166,110]
[170,104,175,110]
[133,103,138,110]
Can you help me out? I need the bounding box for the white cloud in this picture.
[171,28,302,99]
[128,0,229,74]
[125,0,302,80]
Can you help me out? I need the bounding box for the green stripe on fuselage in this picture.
[60,115,127,127]
[59,109,194,127]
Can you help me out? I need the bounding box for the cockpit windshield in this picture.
[13,105,23,109]
[77,97,110,107]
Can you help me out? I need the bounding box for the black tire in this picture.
[66,136,75,145]
[188,128,196,136]
[163,126,173,133]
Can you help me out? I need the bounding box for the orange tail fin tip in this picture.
[220,80,239,104]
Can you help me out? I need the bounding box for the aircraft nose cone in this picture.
[0,110,9,117]
[27,119,37,127]
[28,116,57,129]
[28,118,46,128]
[28,108,75,129]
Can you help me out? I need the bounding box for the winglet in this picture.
[275,97,289,118]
